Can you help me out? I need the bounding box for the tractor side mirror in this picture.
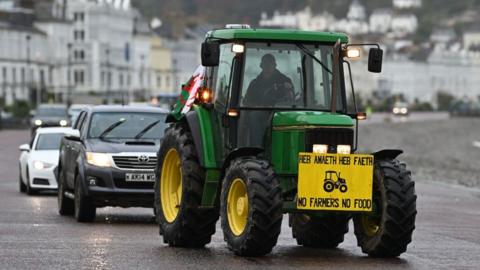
[368,48,383,73]
[201,41,220,67]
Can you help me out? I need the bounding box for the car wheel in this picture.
[25,167,36,195]
[74,175,96,222]
[19,165,26,193]
[58,169,74,215]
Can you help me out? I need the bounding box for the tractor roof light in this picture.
[313,144,328,154]
[345,48,361,59]
[232,44,244,54]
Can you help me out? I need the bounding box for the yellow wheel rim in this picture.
[160,149,182,223]
[227,178,248,236]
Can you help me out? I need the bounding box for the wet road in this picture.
[0,129,479,270]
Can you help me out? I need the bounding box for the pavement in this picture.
[0,122,479,270]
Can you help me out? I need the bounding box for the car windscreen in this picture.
[88,112,167,140]
[36,107,68,117]
[35,133,65,150]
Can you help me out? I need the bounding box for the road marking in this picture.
[473,141,480,148]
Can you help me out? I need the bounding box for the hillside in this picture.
[131,0,480,39]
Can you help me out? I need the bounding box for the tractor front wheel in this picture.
[353,159,417,257]
[221,158,283,256]
[155,124,219,247]
[290,213,350,248]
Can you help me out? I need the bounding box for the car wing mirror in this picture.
[201,41,220,66]
[368,48,383,73]
[65,129,81,141]
[19,144,30,152]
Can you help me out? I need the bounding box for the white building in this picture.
[369,9,393,33]
[391,14,418,37]
[463,27,480,51]
[393,0,422,9]
[259,10,297,28]
[347,0,366,21]
[0,8,53,105]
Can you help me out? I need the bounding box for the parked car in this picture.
[19,127,73,195]
[68,104,91,124]
[57,105,168,222]
[392,101,409,116]
[31,104,70,134]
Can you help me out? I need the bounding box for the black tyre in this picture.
[353,159,416,257]
[74,175,96,222]
[58,169,74,215]
[25,167,36,195]
[220,158,283,256]
[339,184,348,193]
[290,213,350,248]
[323,181,334,192]
[19,166,26,193]
[155,124,219,247]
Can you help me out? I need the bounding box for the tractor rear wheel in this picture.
[290,213,350,248]
[155,124,219,247]
[221,158,283,256]
[353,159,416,257]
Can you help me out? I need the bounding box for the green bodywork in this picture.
[207,28,348,43]
[168,29,355,209]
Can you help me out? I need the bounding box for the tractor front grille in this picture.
[305,128,354,153]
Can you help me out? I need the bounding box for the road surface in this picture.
[0,127,478,270]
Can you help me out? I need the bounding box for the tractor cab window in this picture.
[240,42,343,111]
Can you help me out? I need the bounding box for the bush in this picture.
[6,100,31,118]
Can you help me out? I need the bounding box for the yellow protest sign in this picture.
[297,153,373,211]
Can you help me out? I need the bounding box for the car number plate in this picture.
[125,173,156,182]
[297,152,374,211]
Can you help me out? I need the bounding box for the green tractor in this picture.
[155,25,416,257]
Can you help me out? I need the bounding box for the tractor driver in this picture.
[243,54,294,107]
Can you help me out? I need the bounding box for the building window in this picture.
[21,68,25,83]
[74,50,85,60]
[74,12,85,22]
[74,30,85,41]
[119,74,124,87]
[12,68,16,84]
[2,67,7,84]
[157,74,161,88]
[101,71,105,86]
[74,70,85,85]
[165,76,170,88]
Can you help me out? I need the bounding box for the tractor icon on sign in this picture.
[323,171,348,193]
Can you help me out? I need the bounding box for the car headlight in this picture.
[313,144,328,154]
[337,145,351,154]
[34,119,42,126]
[59,120,68,126]
[33,160,54,170]
[86,152,112,167]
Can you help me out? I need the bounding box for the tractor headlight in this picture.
[34,119,43,126]
[337,145,351,154]
[400,108,408,114]
[59,120,68,126]
[312,144,328,154]
[393,108,400,114]
[33,161,54,170]
[86,152,113,167]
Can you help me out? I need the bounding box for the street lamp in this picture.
[67,42,72,106]
[105,47,111,104]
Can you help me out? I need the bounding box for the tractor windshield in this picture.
[240,42,344,111]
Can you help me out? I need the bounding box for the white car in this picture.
[19,127,72,195]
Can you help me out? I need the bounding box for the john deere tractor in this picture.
[155,25,416,257]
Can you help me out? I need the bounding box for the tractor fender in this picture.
[223,147,264,170]
[185,110,205,166]
[372,149,403,161]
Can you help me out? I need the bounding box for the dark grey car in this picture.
[57,105,168,222]
[31,104,70,134]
